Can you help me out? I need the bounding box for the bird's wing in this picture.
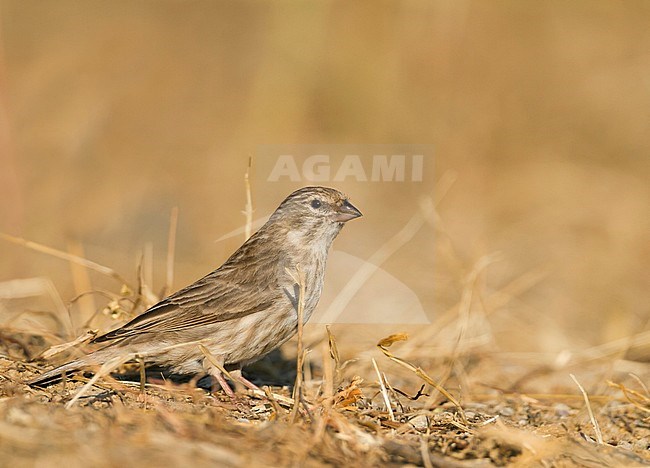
[92,271,278,343]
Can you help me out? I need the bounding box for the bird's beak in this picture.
[333,200,362,222]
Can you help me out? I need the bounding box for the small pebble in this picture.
[554,403,571,417]
[409,414,429,431]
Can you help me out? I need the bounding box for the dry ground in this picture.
[1,302,649,467]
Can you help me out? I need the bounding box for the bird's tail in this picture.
[27,343,140,387]
[26,359,88,388]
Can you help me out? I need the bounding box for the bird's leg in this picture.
[229,367,261,392]
[202,356,236,399]
[211,370,236,399]
[202,359,255,416]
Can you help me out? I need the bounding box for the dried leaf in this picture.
[377,333,409,348]
[326,325,340,364]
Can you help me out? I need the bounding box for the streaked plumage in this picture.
[28,186,362,393]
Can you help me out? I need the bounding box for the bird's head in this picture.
[269,186,362,246]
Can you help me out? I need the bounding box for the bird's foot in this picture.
[210,371,237,399]
[229,369,261,393]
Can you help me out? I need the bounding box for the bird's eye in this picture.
[311,199,322,209]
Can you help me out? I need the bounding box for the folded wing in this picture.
[93,270,278,343]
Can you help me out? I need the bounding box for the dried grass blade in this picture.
[163,206,179,297]
[65,353,134,409]
[607,380,650,414]
[199,344,233,380]
[377,335,467,424]
[570,373,603,444]
[37,330,97,360]
[372,358,395,422]
[0,232,131,287]
[243,156,254,241]
[287,266,306,422]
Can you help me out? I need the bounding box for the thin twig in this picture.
[243,157,254,241]
[320,338,334,406]
[135,243,156,319]
[138,355,146,394]
[263,386,283,415]
[326,325,341,385]
[252,387,294,407]
[143,242,154,297]
[199,344,234,380]
[377,333,468,424]
[372,358,395,422]
[65,354,134,409]
[570,373,603,444]
[607,380,650,414]
[36,330,97,360]
[67,241,96,334]
[163,206,179,297]
[628,373,650,397]
[306,340,335,460]
[286,265,306,422]
[1,277,69,330]
[0,232,131,287]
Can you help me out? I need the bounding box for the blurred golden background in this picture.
[1,1,648,358]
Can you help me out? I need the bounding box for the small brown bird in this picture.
[28,186,362,395]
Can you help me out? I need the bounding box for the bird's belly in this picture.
[170,306,299,369]
[147,287,320,373]
[222,310,298,365]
